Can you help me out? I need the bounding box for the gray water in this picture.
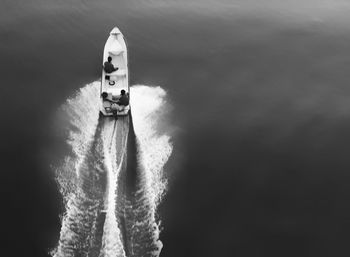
[2,1,350,256]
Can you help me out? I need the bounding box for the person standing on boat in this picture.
[104,56,118,73]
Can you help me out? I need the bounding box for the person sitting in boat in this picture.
[116,90,129,106]
[101,92,113,102]
[101,90,128,105]
[104,56,118,73]
[101,91,119,117]
[104,56,119,85]
[101,90,129,116]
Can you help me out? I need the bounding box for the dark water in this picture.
[2,1,350,256]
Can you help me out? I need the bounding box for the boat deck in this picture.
[102,75,128,96]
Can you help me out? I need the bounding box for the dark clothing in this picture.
[117,94,129,106]
[104,61,118,73]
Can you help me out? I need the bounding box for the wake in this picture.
[52,82,172,257]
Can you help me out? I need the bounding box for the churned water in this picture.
[53,82,172,257]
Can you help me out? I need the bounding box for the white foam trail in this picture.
[54,82,173,257]
[99,119,127,257]
[53,190,102,257]
[130,85,173,256]
[53,81,105,257]
[131,85,172,207]
[61,81,101,177]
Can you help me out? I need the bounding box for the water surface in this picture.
[2,1,350,256]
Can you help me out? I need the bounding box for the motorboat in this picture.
[100,27,130,116]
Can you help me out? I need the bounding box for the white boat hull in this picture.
[100,27,130,116]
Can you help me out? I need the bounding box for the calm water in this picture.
[2,1,350,256]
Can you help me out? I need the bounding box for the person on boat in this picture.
[101,91,119,118]
[101,90,129,117]
[102,90,128,104]
[117,90,129,106]
[104,56,118,73]
[101,92,113,102]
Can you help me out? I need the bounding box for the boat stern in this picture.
[100,98,130,117]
